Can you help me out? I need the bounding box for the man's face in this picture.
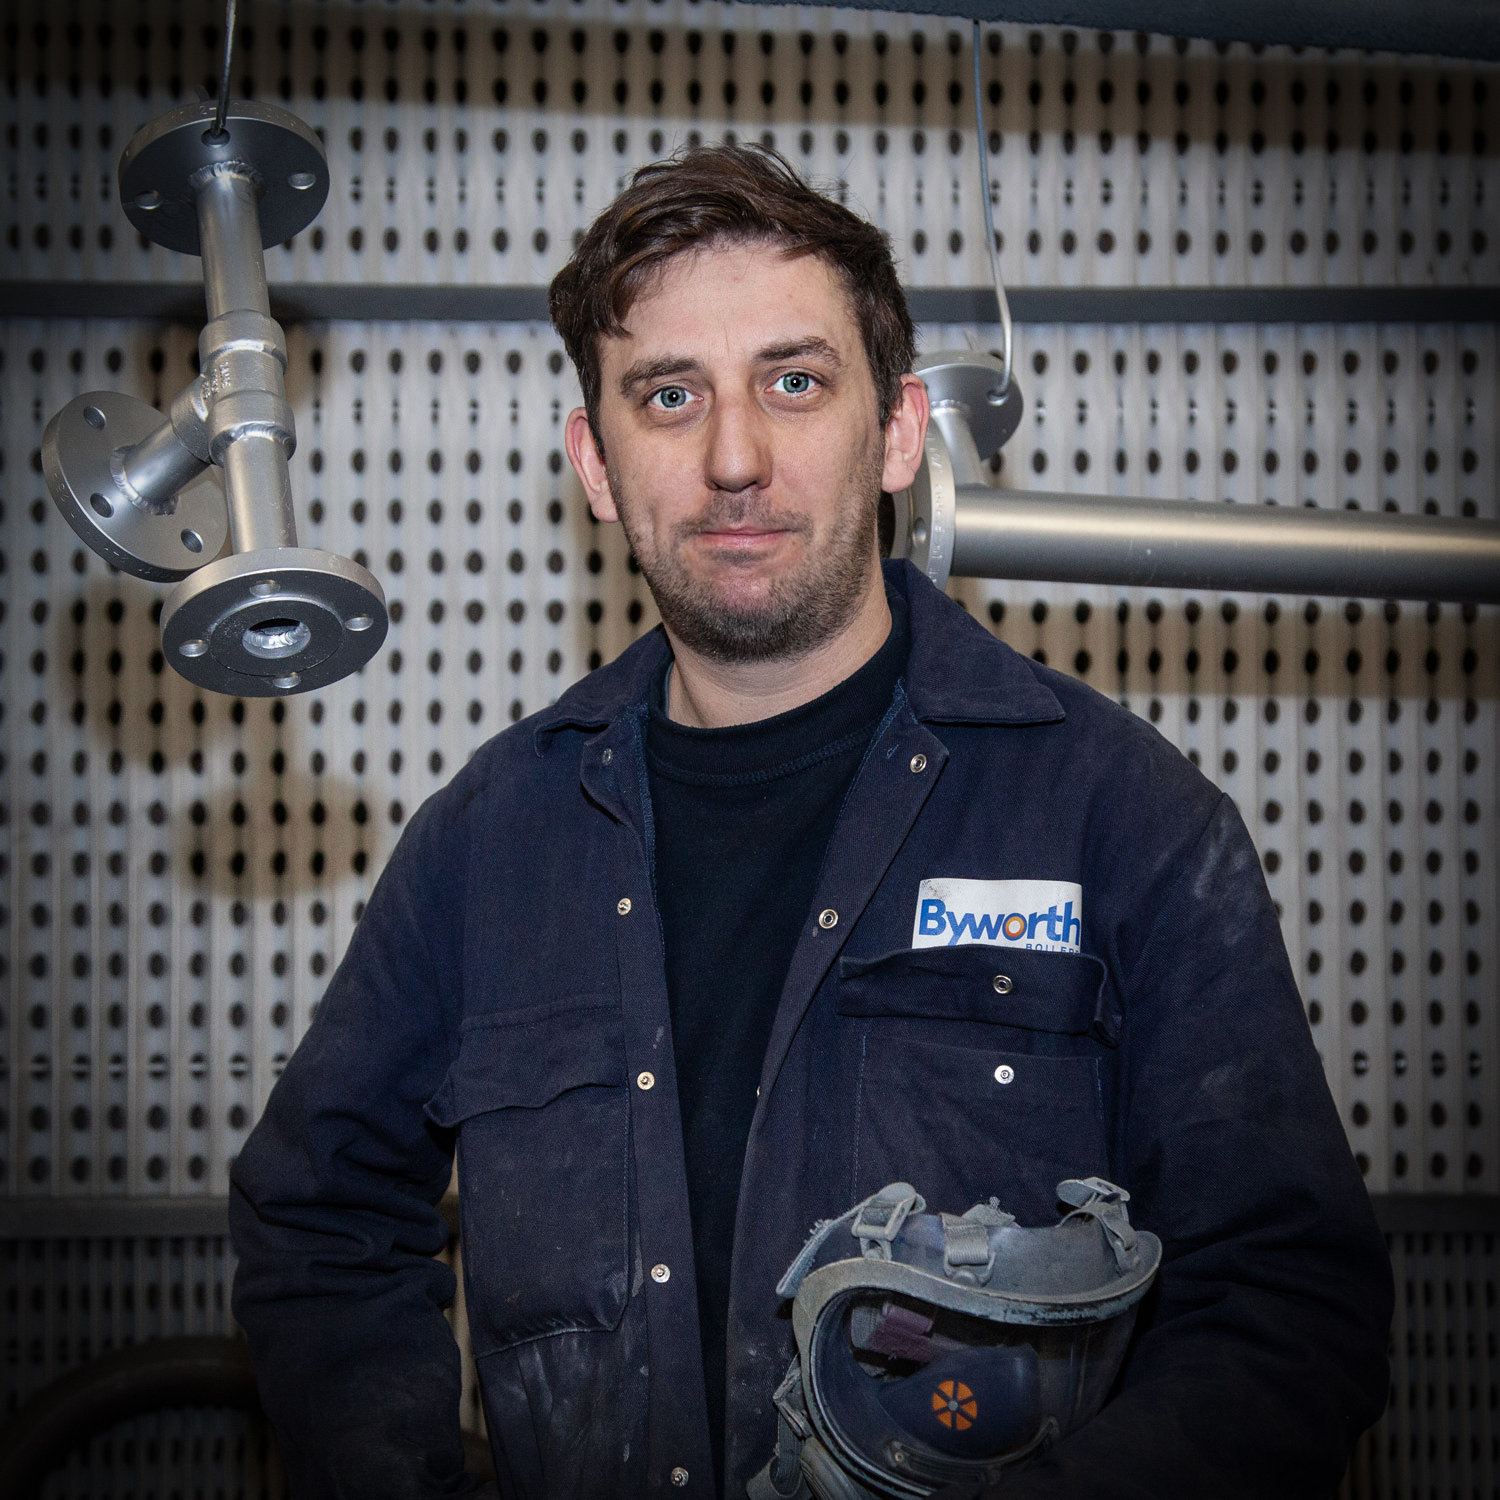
[565,240,926,664]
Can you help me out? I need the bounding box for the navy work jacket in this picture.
[230,561,1392,1500]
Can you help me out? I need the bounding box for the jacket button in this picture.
[651,1262,671,1283]
[617,897,632,915]
[994,1063,1016,1085]
[817,908,838,929]
[992,974,1012,994]
[637,1071,655,1091]
[602,748,613,764]
[671,1468,690,1487]
[909,753,927,773]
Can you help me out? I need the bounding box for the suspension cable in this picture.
[212,0,239,140]
[972,20,1013,392]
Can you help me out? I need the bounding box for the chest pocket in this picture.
[838,947,1113,1224]
[425,998,630,1358]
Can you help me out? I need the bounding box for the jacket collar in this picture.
[530,559,1062,751]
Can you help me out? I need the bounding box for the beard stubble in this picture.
[608,440,887,665]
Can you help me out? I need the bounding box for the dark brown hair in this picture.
[548,143,916,445]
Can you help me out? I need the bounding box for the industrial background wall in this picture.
[0,1,1497,1496]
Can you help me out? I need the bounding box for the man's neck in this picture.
[664,575,893,729]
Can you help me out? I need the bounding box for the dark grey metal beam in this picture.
[745,0,1500,63]
[4,281,1500,326]
[0,1196,231,1239]
[1371,1194,1500,1234]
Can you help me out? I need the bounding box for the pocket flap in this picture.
[425,998,624,1126]
[837,946,1111,1039]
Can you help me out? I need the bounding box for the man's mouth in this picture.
[697,525,788,542]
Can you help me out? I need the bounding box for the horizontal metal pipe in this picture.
[949,488,1500,604]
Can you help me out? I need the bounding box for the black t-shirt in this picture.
[644,592,910,1492]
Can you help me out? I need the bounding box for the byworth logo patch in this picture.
[912,878,1083,952]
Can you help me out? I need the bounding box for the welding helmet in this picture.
[749,1178,1160,1500]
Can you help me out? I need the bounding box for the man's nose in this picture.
[703,394,771,493]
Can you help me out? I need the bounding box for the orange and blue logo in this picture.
[931,1378,979,1431]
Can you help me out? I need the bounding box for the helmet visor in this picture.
[811,1290,1139,1489]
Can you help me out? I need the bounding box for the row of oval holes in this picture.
[2,584,1491,634]
[26,1150,1497,1188]
[13,220,1490,263]
[13,342,1487,378]
[0,1148,1483,1187]
[7,30,1492,122]
[1,930,1483,982]
[11,13,1499,85]
[1,645,1491,692]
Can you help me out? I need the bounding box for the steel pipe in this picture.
[948,488,1500,604]
[893,354,1500,605]
[114,375,213,509]
[195,170,299,553]
[43,97,387,695]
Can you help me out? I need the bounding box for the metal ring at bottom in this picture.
[161,547,387,696]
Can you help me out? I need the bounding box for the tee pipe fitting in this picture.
[42,98,387,696]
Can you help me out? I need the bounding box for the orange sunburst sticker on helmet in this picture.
[931,1378,979,1430]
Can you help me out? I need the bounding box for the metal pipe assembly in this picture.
[947,489,1500,604]
[40,98,387,696]
[893,351,1500,606]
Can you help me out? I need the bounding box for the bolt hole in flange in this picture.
[162,547,387,696]
[134,189,164,209]
[45,390,230,582]
[242,617,311,660]
[345,614,373,632]
[289,171,317,190]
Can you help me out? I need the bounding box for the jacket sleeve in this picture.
[991,793,1392,1499]
[228,792,484,1500]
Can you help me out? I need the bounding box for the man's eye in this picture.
[772,371,816,396]
[648,386,692,410]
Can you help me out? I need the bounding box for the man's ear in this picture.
[879,372,930,495]
[565,407,619,523]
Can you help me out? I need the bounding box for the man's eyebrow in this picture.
[618,355,701,397]
[756,337,845,370]
[617,339,846,397]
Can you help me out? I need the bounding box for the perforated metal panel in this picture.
[3,2,1496,289]
[1,0,1497,1492]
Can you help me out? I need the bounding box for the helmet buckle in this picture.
[850,1184,924,1261]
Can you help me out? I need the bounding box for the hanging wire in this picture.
[972,20,1013,393]
[211,0,239,140]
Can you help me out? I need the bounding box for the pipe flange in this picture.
[889,422,958,590]
[161,549,388,696]
[119,100,329,254]
[918,349,1024,461]
[42,391,228,581]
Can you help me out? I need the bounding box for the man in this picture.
[231,145,1392,1500]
